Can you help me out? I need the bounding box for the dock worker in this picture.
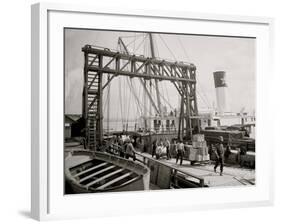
[164,138,171,160]
[125,139,136,161]
[155,139,164,160]
[176,139,184,165]
[152,139,158,158]
[214,136,225,176]
[117,135,125,158]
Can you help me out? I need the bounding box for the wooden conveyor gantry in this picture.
[82,44,199,150]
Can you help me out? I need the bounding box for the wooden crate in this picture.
[192,134,205,142]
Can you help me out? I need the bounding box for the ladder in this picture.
[83,46,103,150]
[87,72,100,149]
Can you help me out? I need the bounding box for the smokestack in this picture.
[213,71,229,115]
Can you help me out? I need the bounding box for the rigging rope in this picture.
[119,33,145,39]
[176,36,211,109]
[128,78,143,116]
[158,34,177,61]
[134,34,148,54]
[125,34,144,49]
[118,68,124,126]
[126,79,133,129]
[197,81,211,109]
[177,36,190,61]
[196,89,211,109]
[150,81,173,110]
[163,81,172,109]
[103,82,109,111]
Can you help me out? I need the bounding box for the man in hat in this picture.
[125,138,136,161]
[214,136,225,176]
[176,139,185,165]
[164,138,171,160]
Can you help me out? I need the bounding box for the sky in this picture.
[64,29,255,120]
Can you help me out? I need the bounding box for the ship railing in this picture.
[102,141,205,188]
[103,142,137,157]
[102,142,123,156]
[134,151,205,188]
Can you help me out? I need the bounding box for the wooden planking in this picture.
[79,165,116,183]
[73,162,107,178]
[86,168,125,188]
[96,172,133,190]
[118,176,140,187]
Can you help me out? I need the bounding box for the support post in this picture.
[83,50,89,147]
[98,55,103,145]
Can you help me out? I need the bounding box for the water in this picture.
[103,120,139,132]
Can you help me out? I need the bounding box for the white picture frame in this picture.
[31,2,274,221]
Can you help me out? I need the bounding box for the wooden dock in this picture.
[136,152,255,187]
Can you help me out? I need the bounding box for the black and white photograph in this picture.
[64,28,256,194]
[1,0,280,222]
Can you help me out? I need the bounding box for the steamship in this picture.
[65,32,256,194]
[136,71,255,140]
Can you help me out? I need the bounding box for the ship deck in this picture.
[65,146,255,189]
[135,152,255,187]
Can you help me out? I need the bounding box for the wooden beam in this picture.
[87,73,98,90]
[88,54,98,67]
[79,165,116,183]
[102,75,115,90]
[98,55,104,144]
[83,46,195,69]
[118,176,140,187]
[88,65,195,83]
[103,55,117,68]
[73,162,107,177]
[86,168,125,188]
[95,171,133,190]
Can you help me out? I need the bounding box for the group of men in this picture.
[113,134,226,176]
[115,135,136,161]
[151,136,226,176]
[152,138,171,160]
[151,138,185,165]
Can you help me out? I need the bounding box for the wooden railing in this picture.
[134,151,205,188]
[102,141,205,188]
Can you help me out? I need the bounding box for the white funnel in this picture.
[213,71,229,115]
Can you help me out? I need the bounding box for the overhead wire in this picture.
[131,33,144,122]
[119,33,145,39]
[118,44,124,127]
[177,36,190,61]
[196,83,211,109]
[134,34,148,54]
[177,36,211,109]
[125,34,144,48]
[120,33,146,130]
[158,34,177,61]
[149,81,173,110]
[118,33,155,131]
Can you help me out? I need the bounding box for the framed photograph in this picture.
[31,2,274,221]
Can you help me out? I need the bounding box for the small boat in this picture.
[65,150,150,193]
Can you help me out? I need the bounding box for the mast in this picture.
[149,33,162,116]
[118,36,160,132]
[107,74,110,133]
[143,35,148,131]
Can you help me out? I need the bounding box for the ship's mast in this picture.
[148,33,162,117]
[118,35,161,132]
[107,74,110,133]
